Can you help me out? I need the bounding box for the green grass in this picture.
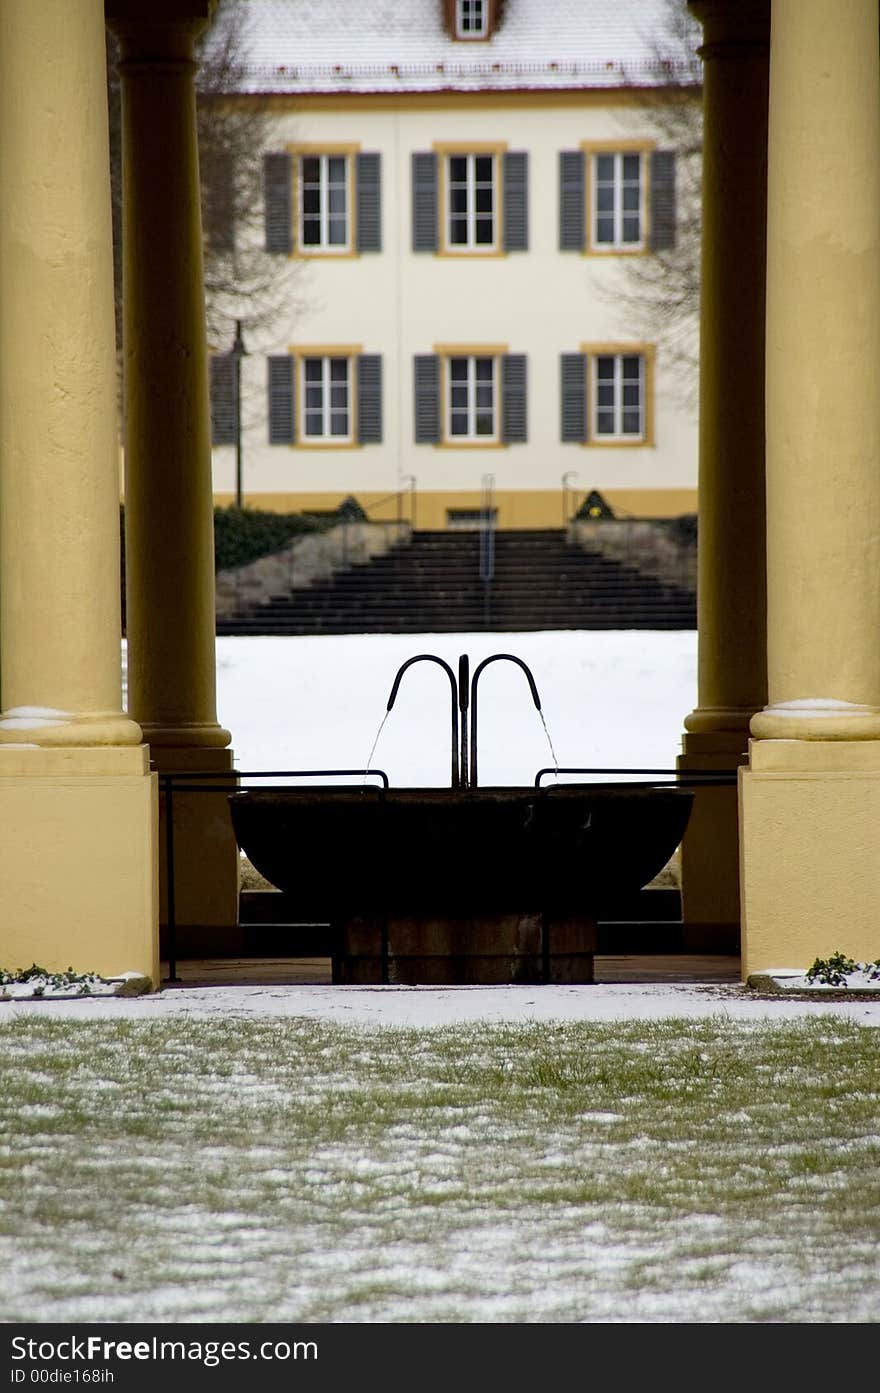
[1,1015,879,1322]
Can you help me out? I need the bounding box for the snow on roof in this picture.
[221,0,700,96]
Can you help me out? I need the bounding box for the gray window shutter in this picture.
[559,151,585,251]
[357,354,383,443]
[560,353,588,443]
[264,153,292,254]
[414,355,441,443]
[268,355,295,444]
[649,150,676,251]
[503,152,529,252]
[501,354,527,443]
[412,152,438,252]
[356,152,382,253]
[210,354,236,446]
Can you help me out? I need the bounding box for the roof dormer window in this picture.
[456,0,488,39]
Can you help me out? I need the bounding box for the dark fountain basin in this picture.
[229,783,692,919]
[229,650,694,986]
[229,783,693,985]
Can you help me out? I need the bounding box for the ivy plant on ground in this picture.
[805,951,880,986]
[0,965,104,997]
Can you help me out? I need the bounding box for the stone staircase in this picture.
[216,527,696,634]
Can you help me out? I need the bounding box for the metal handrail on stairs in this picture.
[480,473,495,628]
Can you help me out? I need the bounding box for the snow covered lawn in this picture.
[2,1013,879,1323]
[4,634,868,1323]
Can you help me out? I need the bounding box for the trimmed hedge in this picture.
[212,505,330,573]
[120,506,331,628]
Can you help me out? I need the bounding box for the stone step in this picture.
[217,526,696,635]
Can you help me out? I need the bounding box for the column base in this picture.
[0,745,159,986]
[740,739,880,978]
[0,709,143,746]
[751,700,880,741]
[678,729,750,949]
[153,745,241,957]
[140,721,232,749]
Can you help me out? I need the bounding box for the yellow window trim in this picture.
[290,344,364,357]
[579,140,656,154]
[434,143,507,257]
[432,141,509,153]
[288,345,364,449]
[434,441,507,450]
[286,143,361,259]
[580,140,655,256]
[228,91,700,114]
[433,342,509,355]
[287,143,362,154]
[579,342,656,449]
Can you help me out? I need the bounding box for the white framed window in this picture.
[303,356,352,440]
[592,151,644,249]
[447,153,496,250]
[447,355,497,440]
[299,154,349,251]
[456,0,488,38]
[592,353,645,440]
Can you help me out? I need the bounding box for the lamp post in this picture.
[231,319,247,509]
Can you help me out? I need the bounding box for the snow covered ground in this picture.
[7,980,880,1028]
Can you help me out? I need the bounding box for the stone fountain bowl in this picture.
[229,783,694,920]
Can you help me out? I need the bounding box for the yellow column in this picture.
[0,0,141,750]
[0,0,157,983]
[678,0,770,950]
[108,0,239,953]
[740,0,880,975]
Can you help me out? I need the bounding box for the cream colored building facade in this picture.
[2,0,879,989]
[209,0,700,528]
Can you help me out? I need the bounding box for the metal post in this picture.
[458,653,470,789]
[163,775,180,983]
[403,474,417,530]
[562,471,577,529]
[480,473,495,628]
[231,319,247,509]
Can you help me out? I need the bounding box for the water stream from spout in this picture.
[363,710,391,785]
[538,711,560,782]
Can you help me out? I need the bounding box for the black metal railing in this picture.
[534,767,738,787]
[160,767,389,983]
[359,478,417,529]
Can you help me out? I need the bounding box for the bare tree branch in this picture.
[612,0,703,406]
[107,0,303,360]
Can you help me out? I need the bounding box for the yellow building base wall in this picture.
[739,740,880,978]
[212,489,698,528]
[0,746,159,987]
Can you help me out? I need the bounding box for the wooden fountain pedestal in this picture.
[332,911,597,985]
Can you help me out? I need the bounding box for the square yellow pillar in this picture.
[0,747,159,987]
[739,740,880,978]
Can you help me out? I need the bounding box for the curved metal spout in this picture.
[386,654,461,787]
[469,653,542,788]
